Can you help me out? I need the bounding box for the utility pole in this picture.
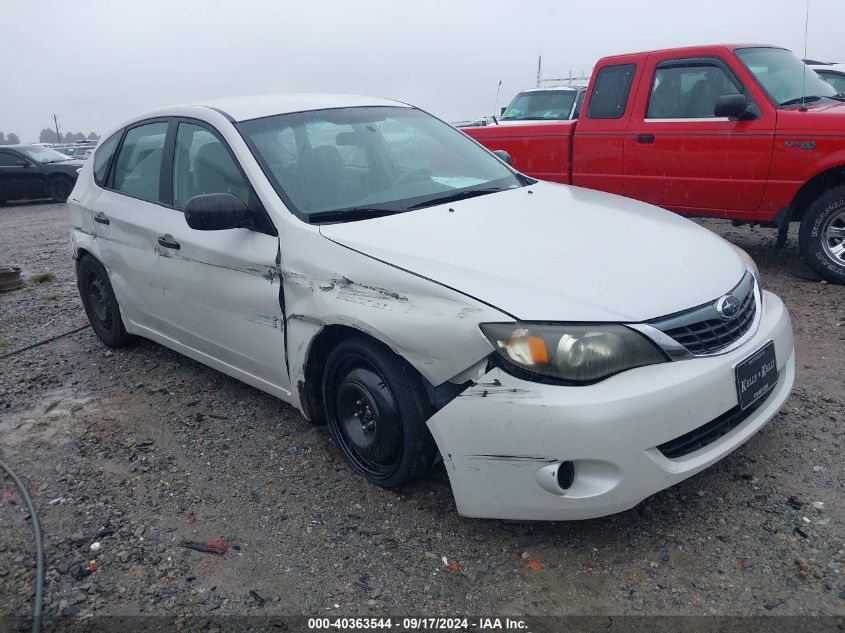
[53,114,61,143]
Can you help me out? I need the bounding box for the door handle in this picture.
[157,234,181,250]
[93,212,110,225]
[635,134,655,144]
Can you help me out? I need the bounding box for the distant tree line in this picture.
[38,129,100,143]
[0,132,21,145]
[0,129,99,145]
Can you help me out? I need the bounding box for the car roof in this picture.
[147,93,409,123]
[810,64,845,73]
[517,86,581,93]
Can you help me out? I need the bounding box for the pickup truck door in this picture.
[571,59,641,195]
[623,55,775,217]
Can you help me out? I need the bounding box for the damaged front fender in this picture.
[280,228,509,413]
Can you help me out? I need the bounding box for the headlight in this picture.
[480,322,667,383]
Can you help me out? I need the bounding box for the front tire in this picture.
[322,337,437,488]
[76,255,132,348]
[799,185,845,284]
[48,176,73,202]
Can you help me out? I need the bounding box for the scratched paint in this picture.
[279,234,509,395]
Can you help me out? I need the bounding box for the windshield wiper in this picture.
[780,95,823,106]
[307,206,406,224]
[406,187,508,210]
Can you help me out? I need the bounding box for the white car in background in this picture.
[499,85,586,122]
[805,60,845,93]
[456,86,586,129]
[68,94,794,520]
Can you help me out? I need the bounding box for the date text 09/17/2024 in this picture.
[307,617,531,630]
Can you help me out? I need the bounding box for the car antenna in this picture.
[492,80,502,125]
[800,0,810,111]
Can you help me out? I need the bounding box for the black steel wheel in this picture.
[323,336,437,487]
[76,255,132,347]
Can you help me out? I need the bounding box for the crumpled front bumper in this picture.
[426,290,795,520]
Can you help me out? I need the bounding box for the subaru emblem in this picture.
[716,294,741,319]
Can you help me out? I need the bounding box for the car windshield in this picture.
[817,70,845,94]
[237,106,525,222]
[19,146,73,164]
[501,90,577,120]
[736,47,837,106]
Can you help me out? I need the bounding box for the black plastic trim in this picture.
[657,376,777,459]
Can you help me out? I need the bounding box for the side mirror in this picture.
[17,161,31,168]
[492,149,513,166]
[714,93,749,120]
[500,107,506,116]
[184,193,252,231]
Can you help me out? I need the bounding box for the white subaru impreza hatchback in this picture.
[68,94,794,520]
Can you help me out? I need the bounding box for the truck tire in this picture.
[799,185,845,284]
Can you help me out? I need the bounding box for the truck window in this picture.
[647,62,743,119]
[586,63,636,119]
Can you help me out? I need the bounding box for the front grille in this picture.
[663,289,756,354]
[649,271,757,356]
[657,378,776,459]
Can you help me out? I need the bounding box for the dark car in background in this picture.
[0,145,83,203]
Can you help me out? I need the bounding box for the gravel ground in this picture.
[0,202,843,629]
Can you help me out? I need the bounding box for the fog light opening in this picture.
[556,461,575,490]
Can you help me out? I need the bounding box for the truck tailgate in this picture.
[461,121,576,184]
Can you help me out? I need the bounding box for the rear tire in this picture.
[322,336,437,488]
[48,176,73,202]
[76,255,132,348]
[799,186,845,284]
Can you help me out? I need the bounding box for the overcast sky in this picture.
[2,0,843,142]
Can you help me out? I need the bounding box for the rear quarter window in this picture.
[587,63,637,119]
[93,132,121,187]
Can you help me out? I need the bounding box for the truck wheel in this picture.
[48,176,73,202]
[799,185,845,284]
[77,255,132,348]
[322,336,437,488]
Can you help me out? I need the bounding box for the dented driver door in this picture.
[155,221,289,395]
[152,119,289,396]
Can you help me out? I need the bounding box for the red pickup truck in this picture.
[462,45,845,284]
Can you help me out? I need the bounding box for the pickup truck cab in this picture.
[463,45,845,283]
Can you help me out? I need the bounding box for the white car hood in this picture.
[319,181,747,322]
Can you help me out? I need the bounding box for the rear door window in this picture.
[111,122,168,203]
[586,63,636,119]
[93,132,121,186]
